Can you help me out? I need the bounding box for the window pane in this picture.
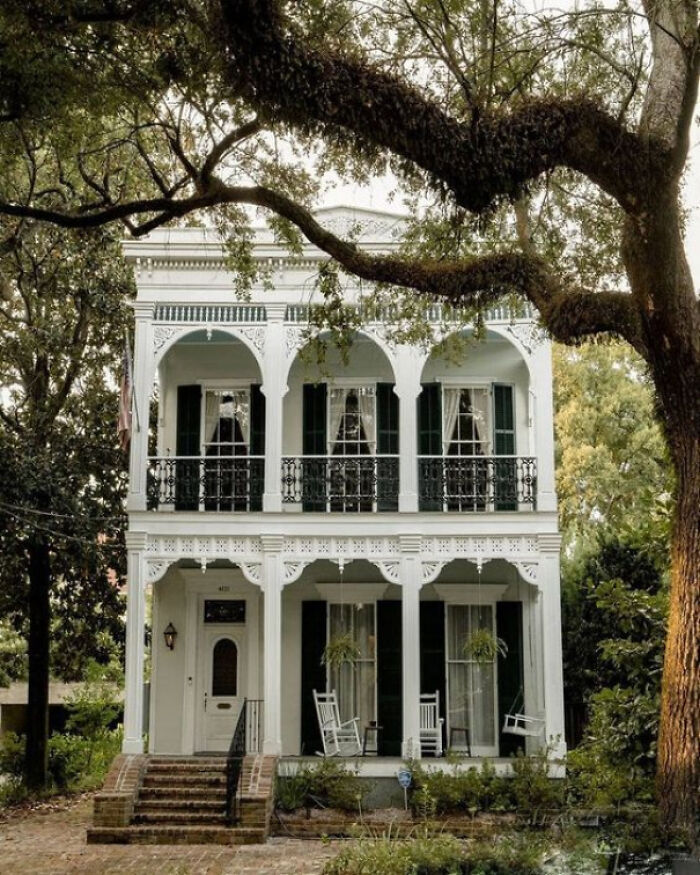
[447,605,469,659]
[212,639,237,696]
[469,662,495,746]
[448,663,469,731]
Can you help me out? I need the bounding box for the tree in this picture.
[0,0,697,836]
[0,220,132,788]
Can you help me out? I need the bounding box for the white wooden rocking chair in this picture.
[313,690,363,757]
[419,691,445,757]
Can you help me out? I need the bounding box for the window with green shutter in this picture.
[175,384,201,510]
[376,383,398,511]
[302,383,327,511]
[418,383,442,510]
[493,384,516,510]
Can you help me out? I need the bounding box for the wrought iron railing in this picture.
[225,698,264,825]
[147,456,265,511]
[245,699,264,756]
[418,455,537,511]
[281,455,399,511]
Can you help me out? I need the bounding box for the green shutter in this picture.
[418,383,442,510]
[301,600,327,754]
[376,383,398,511]
[302,384,327,511]
[249,384,265,511]
[377,600,402,756]
[493,384,516,511]
[175,385,201,510]
[497,601,525,757]
[420,601,446,752]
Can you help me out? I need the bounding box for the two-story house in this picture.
[119,207,565,775]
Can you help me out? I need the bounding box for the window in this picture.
[328,386,376,511]
[443,387,491,456]
[203,389,250,511]
[446,604,497,752]
[328,603,376,729]
[204,600,246,624]
[211,638,238,697]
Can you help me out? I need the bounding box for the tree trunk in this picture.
[656,429,700,844]
[24,535,51,790]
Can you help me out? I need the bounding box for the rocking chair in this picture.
[313,690,363,757]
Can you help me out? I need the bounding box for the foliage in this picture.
[0,619,26,686]
[276,758,368,813]
[462,628,508,664]
[323,828,547,875]
[321,632,361,669]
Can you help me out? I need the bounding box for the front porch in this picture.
[122,528,566,768]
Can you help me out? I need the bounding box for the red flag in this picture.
[118,335,133,451]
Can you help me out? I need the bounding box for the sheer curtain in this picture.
[470,389,491,454]
[357,387,376,453]
[204,392,221,451]
[442,388,461,454]
[329,388,346,452]
[232,390,250,448]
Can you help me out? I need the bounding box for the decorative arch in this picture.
[153,324,265,373]
[419,324,536,383]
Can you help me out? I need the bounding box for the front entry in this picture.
[198,623,247,752]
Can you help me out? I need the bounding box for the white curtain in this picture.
[442,387,461,454]
[204,392,221,448]
[232,390,250,446]
[358,387,376,453]
[329,388,346,452]
[470,388,490,453]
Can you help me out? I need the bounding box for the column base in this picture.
[122,736,145,755]
[398,493,419,513]
[263,739,282,756]
[262,492,282,512]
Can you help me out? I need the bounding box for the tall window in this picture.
[443,387,491,456]
[328,603,376,729]
[329,386,376,511]
[446,604,497,753]
[203,389,250,510]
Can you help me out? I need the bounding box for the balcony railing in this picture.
[281,455,400,512]
[147,456,265,511]
[418,455,537,511]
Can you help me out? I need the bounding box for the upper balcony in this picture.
[138,306,549,516]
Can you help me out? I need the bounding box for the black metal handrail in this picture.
[147,455,265,511]
[281,454,399,511]
[226,699,248,825]
[418,455,537,511]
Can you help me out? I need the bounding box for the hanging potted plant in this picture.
[321,632,361,669]
[463,628,508,663]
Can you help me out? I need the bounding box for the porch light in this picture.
[163,622,177,650]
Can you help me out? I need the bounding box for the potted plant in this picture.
[321,632,361,668]
[463,628,508,663]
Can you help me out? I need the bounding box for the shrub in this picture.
[275,758,369,813]
[509,751,564,814]
[323,829,546,875]
[47,729,121,791]
[409,760,514,815]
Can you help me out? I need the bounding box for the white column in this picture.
[394,348,422,513]
[127,303,154,512]
[262,305,286,512]
[400,535,422,758]
[532,342,557,513]
[122,531,147,754]
[538,534,566,768]
[261,535,284,754]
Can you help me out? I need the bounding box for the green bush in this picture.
[276,758,369,813]
[0,731,25,780]
[410,760,514,815]
[47,729,121,791]
[509,751,564,814]
[323,829,546,875]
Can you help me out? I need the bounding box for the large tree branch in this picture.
[218,0,669,214]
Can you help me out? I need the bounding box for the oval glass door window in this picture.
[212,638,238,697]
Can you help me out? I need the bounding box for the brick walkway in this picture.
[0,795,340,874]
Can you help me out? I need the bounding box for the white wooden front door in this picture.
[199,628,246,752]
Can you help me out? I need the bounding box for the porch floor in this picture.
[278,756,515,778]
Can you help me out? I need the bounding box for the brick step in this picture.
[87,826,265,846]
[139,786,227,800]
[142,774,226,787]
[148,756,226,765]
[146,762,227,774]
[135,800,226,813]
[133,811,228,825]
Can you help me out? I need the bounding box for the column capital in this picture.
[125,531,148,550]
[131,301,154,319]
[538,533,562,554]
[260,534,285,554]
[399,534,422,553]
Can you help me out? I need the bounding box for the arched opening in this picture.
[283,332,399,512]
[418,329,534,512]
[150,329,265,511]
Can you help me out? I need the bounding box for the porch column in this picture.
[262,304,286,512]
[261,535,284,754]
[400,535,422,758]
[395,349,422,513]
[127,303,154,512]
[538,534,566,767]
[122,531,147,754]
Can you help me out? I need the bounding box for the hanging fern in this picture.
[463,628,508,663]
[321,632,361,668]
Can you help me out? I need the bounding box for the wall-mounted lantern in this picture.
[163,622,177,650]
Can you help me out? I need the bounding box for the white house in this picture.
[120,206,565,773]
